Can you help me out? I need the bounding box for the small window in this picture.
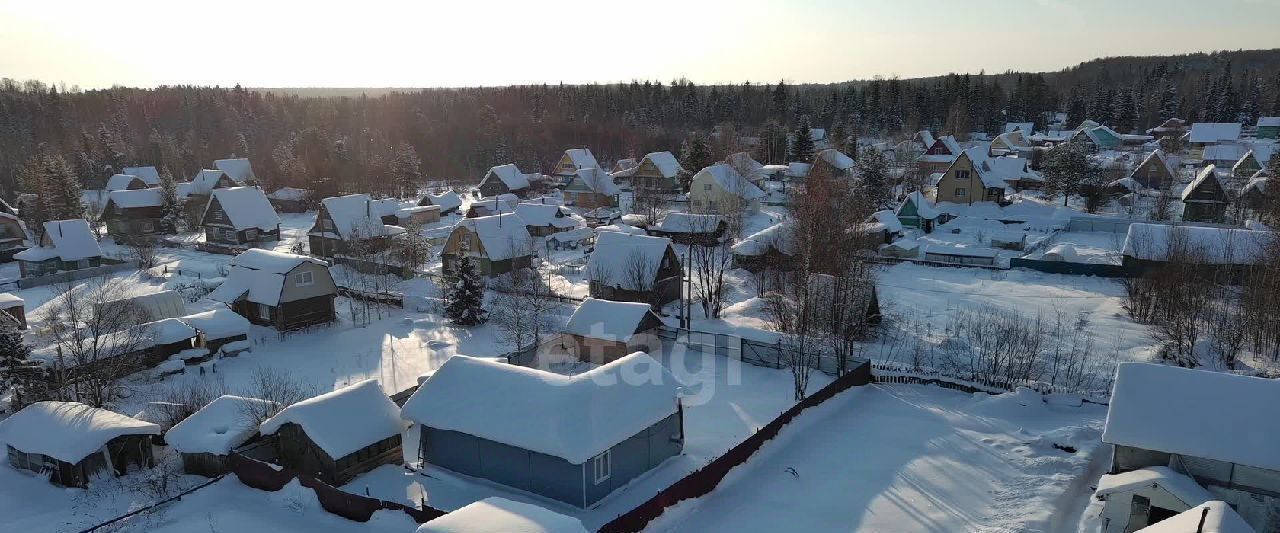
[956,170,970,181]
[258,303,271,320]
[295,271,315,287]
[245,228,259,240]
[955,188,967,198]
[140,221,155,233]
[224,228,238,241]
[703,184,712,191]
[592,450,611,484]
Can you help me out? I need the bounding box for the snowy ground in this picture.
[647,383,1108,533]
[1020,231,1126,265]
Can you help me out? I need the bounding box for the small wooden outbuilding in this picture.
[167,395,275,477]
[0,402,159,487]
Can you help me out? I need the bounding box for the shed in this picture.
[178,308,251,352]
[650,213,727,245]
[1040,244,1080,262]
[416,497,587,533]
[1094,466,1215,532]
[0,401,159,487]
[543,298,665,365]
[922,245,998,266]
[585,231,681,307]
[167,395,275,477]
[98,290,187,323]
[266,187,311,213]
[1136,501,1253,533]
[402,353,683,508]
[732,220,797,271]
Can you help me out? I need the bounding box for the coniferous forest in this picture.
[1,49,1278,197]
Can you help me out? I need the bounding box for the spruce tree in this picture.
[390,142,423,198]
[38,150,84,221]
[158,167,184,232]
[444,256,487,326]
[0,323,41,411]
[679,134,713,175]
[855,148,891,210]
[787,115,816,162]
[1159,83,1180,121]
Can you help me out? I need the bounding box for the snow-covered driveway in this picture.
[647,384,1106,532]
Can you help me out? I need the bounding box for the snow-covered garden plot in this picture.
[342,345,831,530]
[646,383,1108,533]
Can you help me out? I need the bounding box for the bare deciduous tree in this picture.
[42,275,152,407]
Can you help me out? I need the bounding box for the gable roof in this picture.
[897,191,940,220]
[260,380,406,460]
[188,169,233,196]
[563,148,599,170]
[1201,143,1251,163]
[105,173,147,191]
[569,167,620,195]
[1133,150,1178,179]
[586,231,673,290]
[732,220,795,256]
[206,187,281,231]
[455,213,533,261]
[724,151,765,180]
[317,194,401,239]
[267,187,309,202]
[166,395,276,455]
[513,203,583,230]
[15,219,101,262]
[208,249,330,306]
[1095,466,1213,507]
[483,164,531,191]
[213,158,255,183]
[815,149,854,170]
[1181,165,1225,201]
[120,166,161,184]
[612,158,638,173]
[1189,123,1242,143]
[1104,362,1280,471]
[1003,122,1034,135]
[1121,223,1269,264]
[416,497,587,533]
[420,191,462,213]
[693,164,766,200]
[402,353,680,464]
[656,212,725,234]
[0,401,160,463]
[107,187,164,209]
[1138,501,1253,533]
[564,298,660,343]
[641,151,683,178]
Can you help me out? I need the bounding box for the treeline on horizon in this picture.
[1,49,1278,199]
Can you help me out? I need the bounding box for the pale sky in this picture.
[2,0,1278,89]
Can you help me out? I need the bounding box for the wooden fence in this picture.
[16,260,140,289]
[870,362,1111,403]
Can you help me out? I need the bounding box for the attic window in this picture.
[295,271,314,287]
[956,170,970,181]
[592,450,611,484]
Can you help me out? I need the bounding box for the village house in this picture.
[417,190,463,215]
[611,157,638,174]
[213,158,256,184]
[417,497,588,533]
[629,151,686,193]
[1201,143,1251,168]
[1130,150,1180,189]
[0,293,25,329]
[1097,362,1280,532]
[1238,172,1269,214]
[562,167,620,209]
[1257,116,1280,139]
[259,380,406,486]
[688,164,765,215]
[401,352,683,508]
[650,212,728,246]
[201,187,282,250]
[104,173,151,191]
[541,298,665,365]
[931,150,1008,205]
[1146,118,1188,139]
[895,191,942,232]
[917,133,963,175]
[723,151,768,185]
[732,220,798,272]
[990,130,1033,157]
[586,231,681,307]
[552,148,601,180]
[465,194,519,218]
[307,194,405,258]
[208,249,337,330]
[809,149,855,180]
[513,202,584,237]
[166,395,275,477]
[101,187,171,240]
[0,402,159,488]
[440,212,534,277]
[14,219,102,277]
[266,187,310,213]
[478,163,532,198]
[1003,122,1034,135]
[1180,166,1231,223]
[1120,223,1268,275]
[1188,123,1243,146]
[1233,149,1263,179]
[120,166,161,185]
[0,205,27,262]
[179,169,238,221]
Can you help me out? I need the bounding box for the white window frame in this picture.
[258,303,271,320]
[592,449,611,484]
[245,228,259,241]
[294,270,315,287]
[224,228,238,241]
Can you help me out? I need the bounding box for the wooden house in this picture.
[0,402,159,488]
[166,395,275,477]
[120,166,162,185]
[688,165,765,215]
[809,149,855,180]
[102,188,172,240]
[266,187,310,213]
[917,134,962,175]
[513,202,584,237]
[1238,172,1269,213]
[1233,149,1263,179]
[542,298,665,365]
[629,151,685,193]
[731,221,798,272]
[990,130,1033,157]
[478,164,532,198]
[259,380,406,486]
[104,173,151,191]
[611,158,638,174]
[724,151,768,185]
[213,158,256,185]
[465,194,519,218]
[14,219,102,277]
[440,213,534,278]
[1146,118,1188,139]
[895,191,942,232]
[562,167,620,209]
[1188,123,1242,146]
[307,194,405,258]
[201,187,282,250]
[401,353,682,508]
[585,231,681,308]
[1130,150,1180,189]
[931,151,1007,205]
[0,208,27,262]
[418,191,463,215]
[0,293,25,329]
[1180,166,1230,223]
[552,148,601,179]
[1258,117,1280,140]
[180,169,237,205]
[207,249,337,330]
[650,212,727,245]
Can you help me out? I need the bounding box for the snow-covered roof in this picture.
[235,247,326,274]
[815,149,854,170]
[694,164,766,200]
[732,220,795,256]
[1181,166,1225,201]
[0,401,160,463]
[208,187,281,231]
[416,497,588,533]
[564,298,659,343]
[105,174,146,191]
[107,187,164,209]
[318,194,400,239]
[166,395,275,455]
[422,191,462,213]
[979,155,1040,185]
[179,308,250,341]
[921,244,999,258]
[940,135,963,155]
[586,231,673,290]
[15,219,101,262]
[1201,143,1250,163]
[1096,466,1212,506]
[456,213,534,261]
[484,164,531,191]
[786,162,811,178]
[0,293,23,307]
[1121,223,1269,264]
[1243,174,1268,195]
[917,130,936,148]
[402,353,680,464]
[656,212,725,234]
[595,223,645,236]
[1137,500,1253,533]
[1135,150,1179,179]
[213,158,255,183]
[868,209,903,233]
[514,203,583,230]
[724,151,765,180]
[571,167,620,196]
[120,166,161,185]
[612,158,638,172]
[1042,244,1080,262]
[1103,362,1280,471]
[260,380,406,460]
[188,169,233,197]
[145,317,198,345]
[208,249,330,306]
[102,290,188,322]
[1258,117,1280,128]
[897,191,940,220]
[642,151,684,178]
[1003,122,1034,135]
[563,148,599,170]
[1189,123,1242,143]
[267,187,309,202]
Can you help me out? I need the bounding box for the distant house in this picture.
[1233,149,1263,179]
[1003,122,1034,135]
[201,187,282,249]
[1201,143,1251,167]
[553,148,601,179]
[724,151,768,184]
[104,173,151,191]
[785,162,811,181]
[1146,118,1188,139]
[917,134,963,175]
[266,187,310,213]
[0,402,159,487]
[1238,172,1269,213]
[990,130,1033,157]
[401,353,683,508]
[120,166,162,185]
[1188,123,1243,145]
[213,158,256,184]
[932,151,1007,205]
[513,202,584,237]
[177,307,250,353]
[629,151,685,193]
[649,212,727,245]
[585,231,681,307]
[417,191,463,215]
[465,194,519,218]
[732,220,797,272]
[688,164,765,214]
[611,158,638,174]
[1121,223,1268,270]
[102,187,172,239]
[809,149,855,180]
[166,395,275,477]
[307,194,405,257]
[922,245,998,266]
[417,497,588,533]
[0,293,25,329]
[542,298,665,365]
[260,380,406,486]
[0,208,27,262]
[1130,150,1180,189]
[1180,166,1230,223]
[1098,362,1280,532]
[208,249,337,330]
[1258,116,1280,139]
[562,167,620,209]
[180,169,238,221]
[440,213,534,277]
[478,164,532,198]
[15,219,102,277]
